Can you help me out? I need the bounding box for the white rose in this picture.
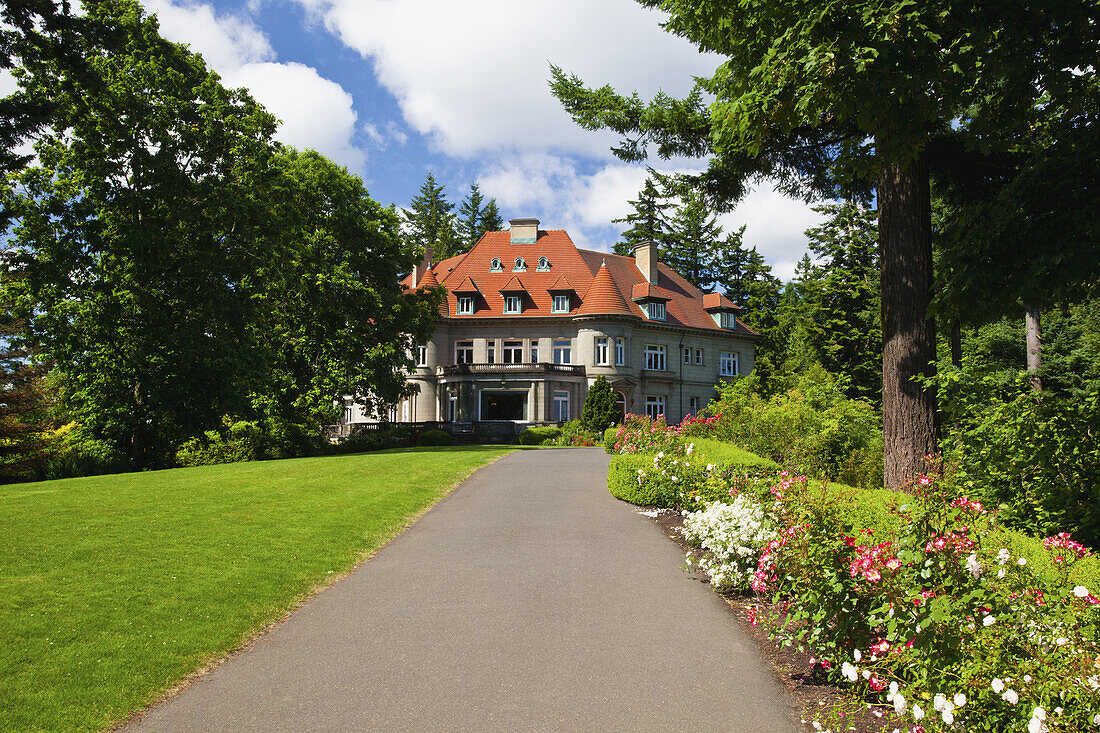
[1032,707,1046,721]
[953,693,966,707]
[992,678,1005,693]
[942,709,954,725]
[853,648,862,661]
[933,694,947,712]
[1073,585,1089,598]
[1003,689,1019,705]
[983,615,996,626]
[912,703,924,721]
[893,694,907,714]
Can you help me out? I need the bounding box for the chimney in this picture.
[412,246,433,288]
[509,218,539,244]
[633,240,658,283]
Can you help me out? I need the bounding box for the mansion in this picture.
[343,218,757,429]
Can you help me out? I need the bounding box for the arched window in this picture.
[513,257,527,272]
[614,392,627,421]
[536,256,551,271]
[489,257,503,272]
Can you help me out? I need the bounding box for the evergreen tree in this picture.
[479,198,503,234]
[0,304,52,481]
[663,190,724,291]
[456,183,486,253]
[581,375,619,432]
[402,172,457,259]
[801,202,882,403]
[612,176,670,257]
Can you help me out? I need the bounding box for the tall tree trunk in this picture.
[877,135,938,490]
[1025,305,1042,391]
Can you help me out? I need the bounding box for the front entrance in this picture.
[480,391,528,421]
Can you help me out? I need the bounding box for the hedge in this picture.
[517,426,562,445]
[603,426,619,453]
[607,454,682,507]
[416,429,452,446]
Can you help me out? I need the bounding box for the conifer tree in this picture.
[663,190,724,291]
[402,172,457,258]
[480,198,503,234]
[581,375,619,433]
[456,183,486,253]
[612,176,670,256]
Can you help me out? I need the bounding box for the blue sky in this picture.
[138,0,827,279]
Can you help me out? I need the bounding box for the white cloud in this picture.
[0,69,18,97]
[141,0,367,171]
[721,187,830,281]
[296,0,716,158]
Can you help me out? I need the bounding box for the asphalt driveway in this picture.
[126,447,800,732]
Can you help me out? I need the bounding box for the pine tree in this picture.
[480,198,503,234]
[456,183,486,253]
[402,172,457,259]
[612,176,670,257]
[663,190,724,291]
[0,306,52,481]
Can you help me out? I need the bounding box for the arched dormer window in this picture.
[489,257,503,272]
[513,257,527,272]
[536,256,550,271]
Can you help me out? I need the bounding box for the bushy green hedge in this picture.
[687,438,780,471]
[603,426,619,453]
[608,454,683,507]
[416,429,452,446]
[517,426,561,445]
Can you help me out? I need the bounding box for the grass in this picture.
[0,445,513,732]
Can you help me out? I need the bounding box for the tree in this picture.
[801,202,882,403]
[0,304,52,480]
[403,172,457,259]
[662,189,724,291]
[612,175,671,256]
[252,149,442,444]
[581,375,619,433]
[551,1,1098,488]
[480,198,503,234]
[456,183,503,253]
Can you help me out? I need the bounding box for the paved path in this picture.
[128,448,800,732]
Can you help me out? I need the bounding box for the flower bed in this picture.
[606,418,1100,732]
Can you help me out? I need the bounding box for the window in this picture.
[455,340,474,364]
[554,391,570,422]
[416,345,428,367]
[457,296,474,315]
[553,339,571,364]
[615,337,626,366]
[552,294,570,313]
[648,302,666,321]
[448,394,457,422]
[645,395,665,420]
[487,340,496,364]
[489,257,503,272]
[401,399,409,422]
[689,396,700,416]
[614,392,626,419]
[530,343,539,362]
[342,404,353,424]
[537,256,551,271]
[504,295,522,314]
[644,344,666,371]
[594,337,609,366]
[503,340,523,363]
[720,351,739,377]
[513,257,527,272]
[695,348,703,366]
[683,346,692,365]
[720,311,736,329]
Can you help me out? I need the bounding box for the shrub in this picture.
[682,496,776,589]
[711,367,883,488]
[553,419,599,446]
[326,434,381,455]
[175,418,269,467]
[39,423,130,479]
[581,375,619,433]
[517,426,562,445]
[607,453,689,507]
[603,426,619,453]
[416,429,452,446]
[608,413,682,454]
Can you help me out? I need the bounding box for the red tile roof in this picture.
[631,282,671,301]
[405,228,757,335]
[498,275,527,293]
[417,267,439,289]
[703,292,739,311]
[577,262,630,316]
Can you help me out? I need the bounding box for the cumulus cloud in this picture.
[142,0,366,170]
[294,0,715,157]
[721,187,830,281]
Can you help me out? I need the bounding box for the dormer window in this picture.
[504,295,523,314]
[648,302,666,321]
[489,257,503,272]
[551,294,570,313]
[536,256,550,271]
[457,296,474,315]
[719,311,736,329]
[513,257,527,272]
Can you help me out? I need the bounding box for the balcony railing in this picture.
[437,362,586,377]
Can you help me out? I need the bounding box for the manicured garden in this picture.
[606,415,1100,733]
[0,446,512,732]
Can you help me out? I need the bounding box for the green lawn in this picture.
[0,446,513,732]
